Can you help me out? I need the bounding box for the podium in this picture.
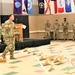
[15,24,23,42]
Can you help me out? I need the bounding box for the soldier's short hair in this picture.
[56,19,58,21]
[9,14,14,17]
[64,18,66,21]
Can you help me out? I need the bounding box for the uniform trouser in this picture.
[2,37,15,57]
[0,32,2,42]
[54,30,59,40]
[45,31,50,38]
[0,34,1,42]
[63,29,68,40]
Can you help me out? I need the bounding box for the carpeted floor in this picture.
[0,40,75,75]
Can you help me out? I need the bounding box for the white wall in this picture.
[1,0,38,4]
[2,0,13,3]
[0,0,2,3]
[0,0,2,15]
[33,0,38,5]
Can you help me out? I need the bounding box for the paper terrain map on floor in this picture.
[0,40,75,75]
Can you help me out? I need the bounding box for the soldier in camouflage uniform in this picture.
[44,20,51,38]
[72,19,75,41]
[53,19,60,40]
[1,14,16,60]
[62,18,69,40]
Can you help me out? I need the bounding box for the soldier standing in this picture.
[44,20,51,38]
[53,19,60,40]
[1,14,16,60]
[72,19,75,40]
[62,18,69,40]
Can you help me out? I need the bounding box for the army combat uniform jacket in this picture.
[44,22,51,38]
[54,23,60,40]
[2,20,16,58]
[62,21,69,40]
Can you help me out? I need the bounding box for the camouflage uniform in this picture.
[44,22,51,38]
[72,22,75,40]
[1,20,16,59]
[54,23,60,40]
[62,22,69,40]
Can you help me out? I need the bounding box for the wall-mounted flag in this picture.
[38,0,44,14]
[14,0,22,14]
[44,0,51,14]
[22,0,28,14]
[50,0,57,14]
[28,0,33,14]
[57,0,65,13]
[71,0,75,12]
[14,0,33,15]
[65,0,71,12]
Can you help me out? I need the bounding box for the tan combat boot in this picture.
[10,56,17,59]
[1,54,6,59]
[10,51,17,59]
